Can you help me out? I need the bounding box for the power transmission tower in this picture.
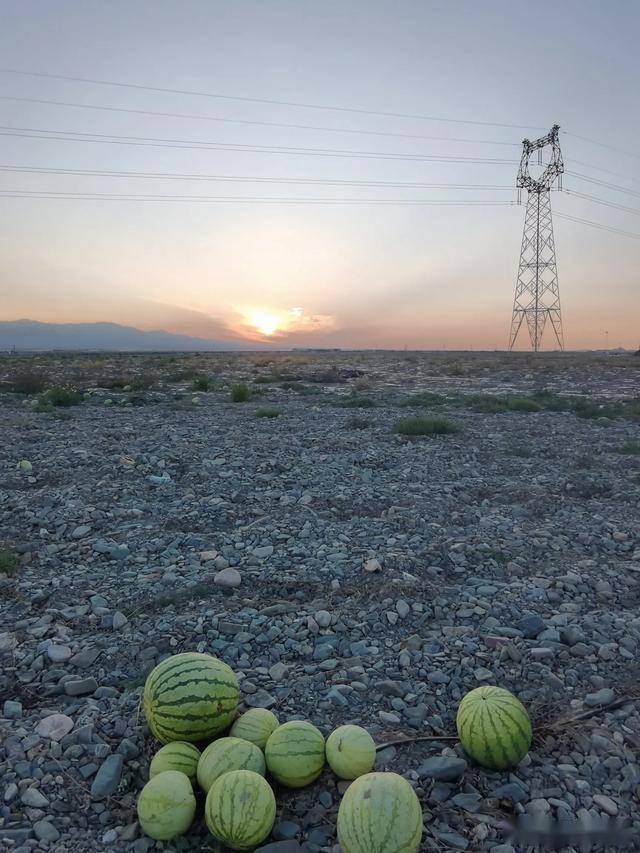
[509,124,564,352]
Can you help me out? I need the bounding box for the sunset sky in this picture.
[0,1,638,350]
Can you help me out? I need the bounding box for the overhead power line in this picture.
[0,163,515,190]
[555,211,640,240]
[0,189,517,205]
[570,158,640,186]
[564,188,640,217]
[566,170,640,200]
[0,125,518,163]
[0,94,520,147]
[564,130,640,162]
[0,68,544,131]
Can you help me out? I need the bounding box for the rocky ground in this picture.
[1,349,639,852]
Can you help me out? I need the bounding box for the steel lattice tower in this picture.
[509,124,564,352]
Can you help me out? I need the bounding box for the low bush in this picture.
[0,547,19,576]
[615,440,640,455]
[41,386,80,407]
[230,383,252,403]
[191,375,217,392]
[8,370,48,394]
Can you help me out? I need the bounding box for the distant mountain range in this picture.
[0,320,252,351]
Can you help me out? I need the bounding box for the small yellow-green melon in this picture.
[230,708,280,750]
[137,770,196,841]
[149,742,201,783]
[326,725,376,780]
[265,720,325,788]
[197,736,265,793]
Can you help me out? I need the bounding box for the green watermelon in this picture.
[137,770,196,841]
[143,652,238,744]
[149,742,201,782]
[456,685,532,770]
[197,736,266,793]
[205,769,276,851]
[265,720,325,788]
[337,772,423,853]
[326,725,376,780]
[230,708,280,750]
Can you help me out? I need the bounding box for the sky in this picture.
[0,0,638,350]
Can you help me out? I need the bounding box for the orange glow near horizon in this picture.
[248,308,282,337]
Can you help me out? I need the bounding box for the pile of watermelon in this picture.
[136,651,532,851]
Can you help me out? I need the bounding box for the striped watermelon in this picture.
[143,652,238,744]
[205,769,276,851]
[230,708,280,750]
[337,772,423,853]
[265,720,325,788]
[149,742,201,783]
[326,725,376,780]
[137,770,196,841]
[456,685,532,770]
[197,736,266,793]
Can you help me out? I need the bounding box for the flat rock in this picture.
[36,713,74,741]
[418,756,467,782]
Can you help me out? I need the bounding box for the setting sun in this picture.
[248,309,281,336]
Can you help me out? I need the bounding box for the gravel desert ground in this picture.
[1,349,639,852]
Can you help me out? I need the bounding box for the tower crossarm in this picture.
[516,124,564,193]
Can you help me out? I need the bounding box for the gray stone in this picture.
[314,610,332,628]
[245,689,277,709]
[491,782,527,803]
[518,614,545,638]
[47,644,72,663]
[584,688,615,707]
[64,677,98,696]
[21,787,49,808]
[36,713,74,741]
[69,647,101,668]
[91,754,124,800]
[253,545,274,558]
[593,794,618,815]
[33,820,60,842]
[272,820,300,840]
[418,756,467,782]
[112,611,128,630]
[3,699,23,719]
[214,567,242,588]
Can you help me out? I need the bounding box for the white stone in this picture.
[214,567,242,588]
[36,713,74,741]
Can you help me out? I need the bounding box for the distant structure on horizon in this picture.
[509,124,565,353]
